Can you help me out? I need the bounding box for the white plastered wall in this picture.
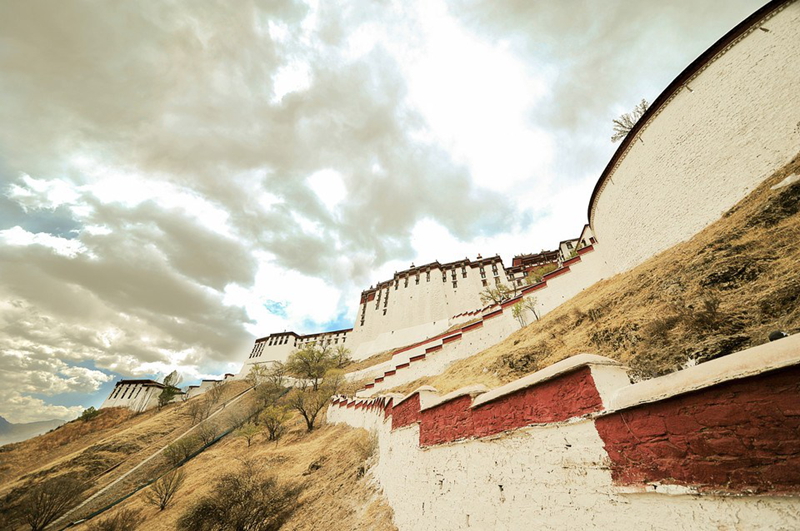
[592,2,800,275]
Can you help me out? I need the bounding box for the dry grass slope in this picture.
[387,152,800,395]
[70,416,395,531]
[1,380,395,531]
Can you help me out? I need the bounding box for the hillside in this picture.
[385,151,800,395]
[0,417,65,446]
[0,380,393,531]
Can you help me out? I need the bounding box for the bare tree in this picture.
[145,470,185,511]
[205,382,226,407]
[611,99,649,143]
[20,474,85,531]
[265,361,287,388]
[245,364,269,389]
[185,398,213,425]
[255,382,284,410]
[287,378,333,431]
[260,406,291,441]
[235,423,261,447]
[196,421,219,446]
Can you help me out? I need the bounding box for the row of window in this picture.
[111,384,143,401]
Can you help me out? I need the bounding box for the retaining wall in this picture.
[328,335,800,530]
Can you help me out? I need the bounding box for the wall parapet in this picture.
[330,334,800,494]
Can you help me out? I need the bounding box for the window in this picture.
[404,277,409,287]
[426,271,430,282]
[416,276,420,285]
[495,277,501,285]
[395,281,398,290]
[383,309,387,315]
[462,267,467,278]
[482,279,488,286]
[480,269,486,278]
[452,281,458,288]
[442,273,447,282]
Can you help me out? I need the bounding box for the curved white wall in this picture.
[591,2,800,274]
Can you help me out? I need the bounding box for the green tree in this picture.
[332,346,352,368]
[479,285,512,306]
[235,423,261,447]
[286,345,334,391]
[512,301,527,327]
[78,406,100,422]
[287,369,341,432]
[158,371,182,409]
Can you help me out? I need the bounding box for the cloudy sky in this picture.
[0,0,764,423]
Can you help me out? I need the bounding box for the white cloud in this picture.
[307,168,347,212]
[272,61,312,102]
[0,226,88,258]
[5,173,81,211]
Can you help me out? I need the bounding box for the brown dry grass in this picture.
[344,349,394,373]
[387,153,800,396]
[71,414,396,531]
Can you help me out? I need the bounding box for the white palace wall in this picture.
[590,1,800,275]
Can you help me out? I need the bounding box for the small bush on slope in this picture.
[177,459,301,531]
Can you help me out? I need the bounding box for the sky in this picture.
[0,0,766,423]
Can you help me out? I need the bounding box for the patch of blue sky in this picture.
[264,299,288,318]
[302,310,353,334]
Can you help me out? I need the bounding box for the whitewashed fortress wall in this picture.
[238,328,352,376]
[348,256,515,359]
[590,0,800,275]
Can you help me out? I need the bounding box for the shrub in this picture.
[79,407,101,422]
[177,461,301,531]
[87,508,141,531]
[196,421,219,446]
[163,436,200,467]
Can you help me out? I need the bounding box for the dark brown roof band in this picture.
[587,0,790,227]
